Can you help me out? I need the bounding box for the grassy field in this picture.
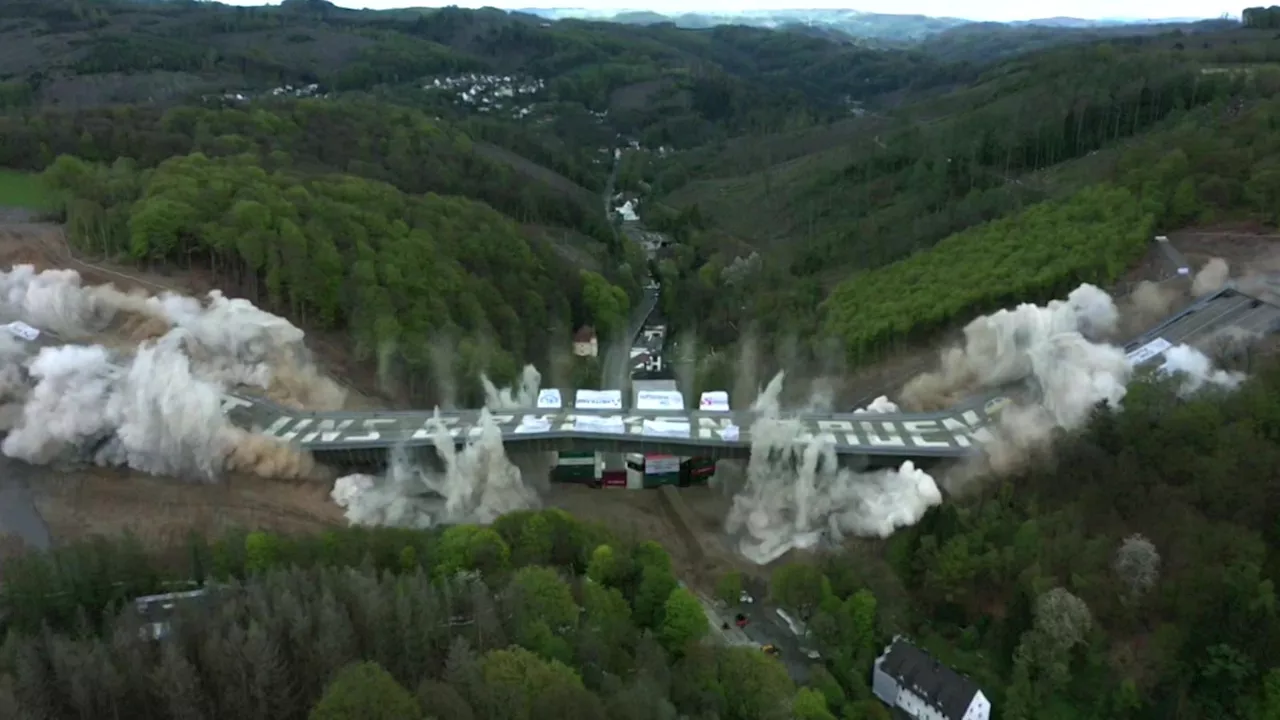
[0,170,60,211]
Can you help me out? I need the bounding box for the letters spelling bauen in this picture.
[256,410,996,449]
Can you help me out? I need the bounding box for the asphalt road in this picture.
[738,600,813,684]
[0,456,52,553]
[600,284,660,391]
[694,582,814,684]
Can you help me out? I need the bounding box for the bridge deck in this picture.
[239,398,998,458]
[7,283,1278,463]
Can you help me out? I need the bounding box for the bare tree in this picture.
[1113,533,1161,601]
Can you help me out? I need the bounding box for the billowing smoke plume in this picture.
[903,265,1246,480]
[482,365,541,409]
[725,371,942,565]
[331,411,538,528]
[331,368,543,528]
[0,265,334,481]
[1192,257,1230,297]
[1117,259,1228,336]
[725,260,1251,564]
[900,284,1125,412]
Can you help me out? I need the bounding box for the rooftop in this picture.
[879,637,982,720]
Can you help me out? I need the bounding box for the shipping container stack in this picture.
[683,390,730,485]
[550,389,625,486]
[628,379,686,489]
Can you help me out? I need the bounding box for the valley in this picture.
[0,2,1278,719]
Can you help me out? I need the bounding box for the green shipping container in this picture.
[643,473,680,489]
[553,451,599,483]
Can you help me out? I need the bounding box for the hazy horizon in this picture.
[222,0,1236,24]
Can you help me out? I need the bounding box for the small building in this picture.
[617,200,640,222]
[872,636,991,720]
[134,587,214,641]
[573,326,598,358]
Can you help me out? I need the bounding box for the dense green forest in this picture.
[0,0,975,393]
[650,28,1280,354]
[41,149,645,403]
[820,185,1152,361]
[12,95,656,403]
[3,357,1280,719]
[0,100,613,243]
[0,514,829,720]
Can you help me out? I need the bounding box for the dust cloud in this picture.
[900,259,1245,482]
[723,258,1250,564]
[0,264,334,481]
[330,411,538,529]
[330,366,545,529]
[724,371,942,565]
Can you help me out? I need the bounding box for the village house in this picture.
[872,636,991,720]
[573,326,598,358]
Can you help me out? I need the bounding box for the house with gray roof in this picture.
[871,635,991,720]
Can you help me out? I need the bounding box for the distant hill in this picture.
[923,17,1237,61]
[518,8,968,41]
[514,7,1225,45]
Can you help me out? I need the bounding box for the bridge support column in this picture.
[837,454,872,473]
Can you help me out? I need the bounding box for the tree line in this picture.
[820,184,1151,361]
[43,151,629,406]
[0,99,615,245]
[873,363,1280,719]
[1242,6,1280,28]
[0,512,847,720]
[0,95,648,405]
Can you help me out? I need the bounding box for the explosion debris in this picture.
[723,261,1251,564]
[0,264,336,481]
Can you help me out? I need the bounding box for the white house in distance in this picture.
[872,636,991,720]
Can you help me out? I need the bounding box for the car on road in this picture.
[775,607,805,637]
[761,644,780,656]
[735,613,749,628]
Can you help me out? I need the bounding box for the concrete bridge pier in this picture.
[845,453,954,475]
[309,444,442,475]
[308,444,560,488]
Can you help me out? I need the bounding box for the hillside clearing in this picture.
[0,170,59,212]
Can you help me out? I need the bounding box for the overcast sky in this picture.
[225,0,1235,23]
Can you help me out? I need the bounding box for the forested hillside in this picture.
[650,25,1280,355]
[907,18,1235,62]
[0,0,979,402]
[25,99,646,403]
[1,0,1272,376]
[0,0,955,146]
